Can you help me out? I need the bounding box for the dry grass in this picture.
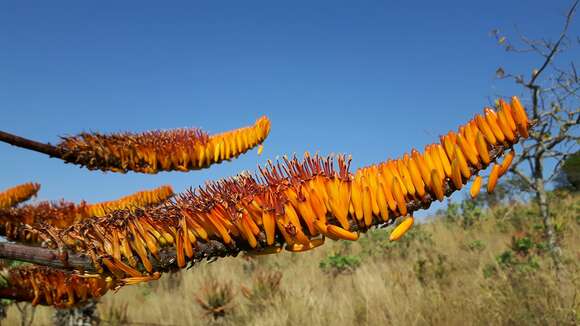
[4,192,579,326]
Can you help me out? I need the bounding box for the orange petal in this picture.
[242,217,258,248]
[457,133,479,166]
[499,150,515,176]
[376,181,390,222]
[475,114,497,145]
[388,161,408,196]
[430,169,445,201]
[362,186,373,227]
[485,108,506,143]
[511,96,529,138]
[408,157,426,198]
[327,225,359,241]
[262,211,276,245]
[392,177,407,216]
[389,216,414,241]
[451,158,463,190]
[470,175,482,199]
[499,99,517,131]
[351,175,364,222]
[296,199,318,236]
[436,144,452,178]
[497,109,515,142]
[397,159,416,196]
[441,133,456,161]
[378,165,398,212]
[428,146,446,182]
[487,164,501,193]
[454,145,471,179]
[306,186,327,224]
[412,149,432,187]
[475,132,491,165]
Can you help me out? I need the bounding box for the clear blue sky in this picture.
[0,1,573,216]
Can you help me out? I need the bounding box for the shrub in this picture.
[319,252,361,276]
[467,239,486,252]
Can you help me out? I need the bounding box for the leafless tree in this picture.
[492,0,580,257]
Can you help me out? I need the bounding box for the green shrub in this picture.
[482,263,498,278]
[467,240,486,252]
[510,236,534,256]
[319,252,361,276]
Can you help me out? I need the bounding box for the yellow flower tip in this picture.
[470,175,482,199]
[389,216,414,241]
[484,108,506,143]
[85,185,174,218]
[510,96,530,138]
[0,182,41,209]
[475,132,491,165]
[498,150,515,176]
[257,144,264,155]
[327,225,359,241]
[487,164,501,194]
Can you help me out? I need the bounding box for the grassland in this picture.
[4,191,579,325]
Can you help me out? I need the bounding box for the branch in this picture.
[0,242,94,272]
[510,166,536,190]
[0,130,62,158]
[527,0,579,87]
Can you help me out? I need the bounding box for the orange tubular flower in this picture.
[29,97,530,284]
[0,183,40,210]
[389,216,414,241]
[57,116,271,173]
[0,265,112,307]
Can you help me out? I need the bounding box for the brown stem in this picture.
[0,130,62,158]
[0,242,94,272]
[0,287,33,302]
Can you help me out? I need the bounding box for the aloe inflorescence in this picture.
[0,97,530,307]
[0,116,271,174]
[0,183,40,209]
[28,97,530,285]
[56,116,271,173]
[0,185,174,243]
[0,265,111,307]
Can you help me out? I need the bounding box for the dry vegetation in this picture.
[4,191,579,326]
